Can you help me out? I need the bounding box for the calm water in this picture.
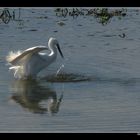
[1,8,140,132]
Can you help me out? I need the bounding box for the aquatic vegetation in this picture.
[54,8,127,25]
[0,8,12,24]
[93,8,127,25]
[118,33,126,38]
[55,8,85,18]
[0,8,127,25]
[0,8,17,24]
[0,8,21,24]
[57,21,65,26]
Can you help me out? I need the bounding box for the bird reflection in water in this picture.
[10,80,63,115]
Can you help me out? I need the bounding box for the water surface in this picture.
[0,8,140,132]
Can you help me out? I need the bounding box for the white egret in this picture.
[6,37,64,79]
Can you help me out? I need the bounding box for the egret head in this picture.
[48,37,64,59]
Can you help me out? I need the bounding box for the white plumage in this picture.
[6,37,64,79]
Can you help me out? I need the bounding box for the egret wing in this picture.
[9,46,48,65]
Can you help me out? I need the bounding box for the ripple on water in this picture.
[43,73,91,83]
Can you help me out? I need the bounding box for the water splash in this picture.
[44,73,91,83]
[55,64,65,76]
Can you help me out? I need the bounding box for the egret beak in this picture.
[56,43,64,59]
